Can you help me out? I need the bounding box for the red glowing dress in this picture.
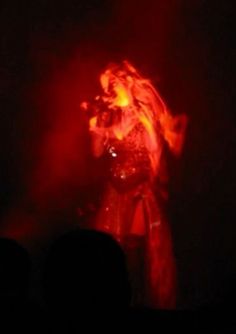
[86,61,187,309]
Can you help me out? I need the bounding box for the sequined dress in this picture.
[95,122,176,308]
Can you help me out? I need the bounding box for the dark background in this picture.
[0,0,235,309]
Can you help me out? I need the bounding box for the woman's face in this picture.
[100,70,133,108]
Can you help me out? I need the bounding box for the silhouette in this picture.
[42,229,131,327]
[0,237,31,303]
[0,238,45,332]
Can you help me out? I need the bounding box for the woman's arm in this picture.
[89,111,113,157]
[89,116,106,157]
[90,131,106,157]
[159,112,188,157]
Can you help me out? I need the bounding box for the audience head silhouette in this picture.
[43,229,131,317]
[0,237,31,300]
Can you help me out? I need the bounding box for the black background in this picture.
[0,0,235,309]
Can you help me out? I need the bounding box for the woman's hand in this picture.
[96,110,111,127]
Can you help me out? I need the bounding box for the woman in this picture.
[85,60,187,308]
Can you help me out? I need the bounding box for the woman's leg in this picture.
[123,234,145,307]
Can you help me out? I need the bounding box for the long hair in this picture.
[100,60,187,176]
